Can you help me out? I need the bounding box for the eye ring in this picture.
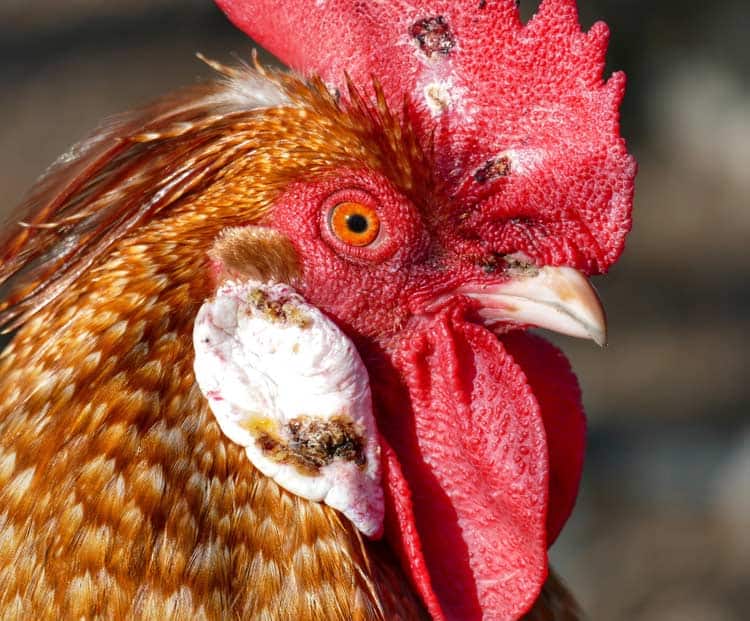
[328,201,380,247]
[320,186,399,264]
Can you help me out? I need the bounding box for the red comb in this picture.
[217,0,635,272]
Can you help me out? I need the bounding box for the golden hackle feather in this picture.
[0,59,431,332]
[0,60,577,619]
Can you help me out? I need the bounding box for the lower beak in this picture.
[453,266,608,346]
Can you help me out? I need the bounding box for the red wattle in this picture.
[375,307,552,620]
[499,332,586,544]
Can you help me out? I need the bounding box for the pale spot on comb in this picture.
[424,81,452,115]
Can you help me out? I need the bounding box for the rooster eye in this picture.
[328,202,380,247]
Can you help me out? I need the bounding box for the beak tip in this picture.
[450,265,611,348]
[590,308,608,349]
[589,317,608,348]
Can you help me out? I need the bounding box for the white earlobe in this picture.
[193,279,383,538]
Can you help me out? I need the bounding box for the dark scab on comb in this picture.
[474,156,512,184]
[409,16,455,58]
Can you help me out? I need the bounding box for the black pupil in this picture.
[345,213,369,234]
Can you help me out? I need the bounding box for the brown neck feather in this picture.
[0,209,427,619]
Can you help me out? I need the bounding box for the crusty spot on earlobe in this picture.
[208,226,300,284]
[247,287,311,328]
[249,414,368,476]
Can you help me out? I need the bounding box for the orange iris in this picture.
[329,202,380,247]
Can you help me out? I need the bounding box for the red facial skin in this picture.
[264,168,586,620]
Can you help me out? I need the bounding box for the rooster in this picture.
[0,0,635,619]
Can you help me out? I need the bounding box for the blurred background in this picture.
[1,1,747,619]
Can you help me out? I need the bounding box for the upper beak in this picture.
[452,266,608,346]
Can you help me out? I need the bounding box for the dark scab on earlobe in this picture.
[251,414,367,476]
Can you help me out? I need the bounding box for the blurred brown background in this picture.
[1,1,748,619]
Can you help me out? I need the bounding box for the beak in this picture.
[454,266,608,346]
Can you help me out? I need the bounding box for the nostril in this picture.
[476,253,506,274]
[503,253,540,277]
[474,252,539,276]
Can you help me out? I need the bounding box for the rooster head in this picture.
[213,1,634,619]
[0,1,635,619]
